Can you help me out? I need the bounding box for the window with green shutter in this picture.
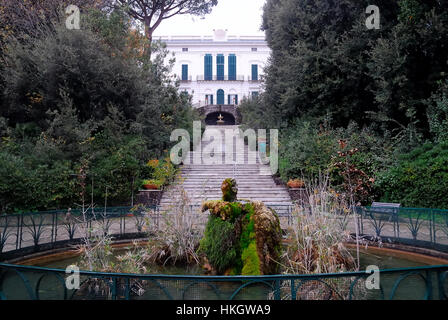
[217,54,224,80]
[251,64,258,81]
[205,94,213,105]
[228,94,238,105]
[217,89,225,105]
[181,64,188,81]
[228,54,236,80]
[204,54,213,80]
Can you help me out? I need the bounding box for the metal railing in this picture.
[355,206,448,252]
[179,75,192,82]
[1,205,448,256]
[0,205,448,300]
[247,75,264,82]
[0,205,294,256]
[0,262,446,300]
[196,75,245,81]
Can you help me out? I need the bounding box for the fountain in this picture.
[216,113,225,125]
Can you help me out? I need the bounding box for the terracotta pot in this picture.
[287,180,305,189]
[143,184,159,190]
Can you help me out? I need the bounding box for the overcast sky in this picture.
[153,0,266,37]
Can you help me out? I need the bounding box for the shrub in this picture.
[278,120,338,181]
[278,120,392,188]
[199,215,238,274]
[146,157,178,187]
[376,142,448,209]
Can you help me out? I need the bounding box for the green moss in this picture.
[200,180,280,276]
[228,203,243,222]
[237,203,262,276]
[199,215,237,274]
[241,242,261,276]
[239,204,255,250]
[222,178,238,202]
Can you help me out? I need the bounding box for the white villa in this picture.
[156,29,270,108]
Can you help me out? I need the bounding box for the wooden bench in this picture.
[370,202,401,214]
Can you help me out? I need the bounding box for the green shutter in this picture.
[217,54,224,80]
[228,54,236,80]
[205,54,212,80]
[252,64,258,81]
[182,64,188,81]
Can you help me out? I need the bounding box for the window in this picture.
[251,48,258,52]
[182,48,188,52]
[205,94,214,105]
[228,94,238,105]
[251,64,258,81]
[217,89,225,105]
[251,91,259,99]
[228,54,236,81]
[217,54,225,81]
[204,54,213,80]
[181,64,188,81]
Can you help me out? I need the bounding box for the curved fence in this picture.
[355,206,448,252]
[1,205,448,257]
[0,263,447,300]
[0,205,448,300]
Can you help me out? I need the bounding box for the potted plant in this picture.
[287,179,305,189]
[142,179,163,190]
[146,157,178,187]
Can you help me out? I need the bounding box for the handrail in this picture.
[1,205,448,257]
[1,262,447,280]
[0,262,447,300]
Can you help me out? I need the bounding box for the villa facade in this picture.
[156,29,270,108]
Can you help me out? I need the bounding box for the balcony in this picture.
[178,75,192,83]
[247,75,264,83]
[197,75,245,81]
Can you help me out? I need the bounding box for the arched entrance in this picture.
[217,89,225,105]
[205,112,236,126]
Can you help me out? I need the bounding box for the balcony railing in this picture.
[178,75,192,82]
[247,75,264,82]
[197,75,245,81]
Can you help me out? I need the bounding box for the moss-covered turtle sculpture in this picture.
[199,178,282,275]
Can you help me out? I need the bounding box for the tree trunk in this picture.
[144,21,153,59]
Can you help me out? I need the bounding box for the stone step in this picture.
[171,186,287,191]
[176,186,283,190]
[158,125,292,207]
[182,169,265,172]
[159,203,293,209]
[180,173,275,176]
[179,180,278,184]
[182,175,271,178]
[164,194,291,200]
[182,168,269,170]
[180,181,276,184]
[160,195,291,201]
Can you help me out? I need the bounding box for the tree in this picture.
[0,0,105,38]
[113,0,217,55]
[256,0,399,129]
